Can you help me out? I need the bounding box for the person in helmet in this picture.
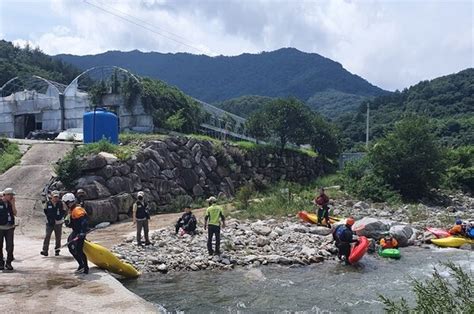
[62,193,89,274]
[449,219,465,236]
[132,191,151,246]
[332,217,358,265]
[379,232,399,249]
[75,189,92,216]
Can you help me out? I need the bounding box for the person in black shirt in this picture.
[175,207,197,235]
[133,191,151,246]
[0,188,17,271]
[41,190,66,257]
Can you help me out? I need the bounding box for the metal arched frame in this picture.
[64,65,140,95]
[0,75,64,97]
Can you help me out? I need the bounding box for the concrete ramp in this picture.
[0,141,74,237]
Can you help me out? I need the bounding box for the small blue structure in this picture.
[83,108,119,144]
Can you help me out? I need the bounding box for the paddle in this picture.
[62,223,110,248]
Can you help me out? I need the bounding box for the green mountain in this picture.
[337,68,474,149]
[0,40,80,87]
[213,95,274,118]
[56,48,387,117]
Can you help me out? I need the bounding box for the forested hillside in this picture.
[337,68,474,149]
[0,40,80,86]
[56,48,387,114]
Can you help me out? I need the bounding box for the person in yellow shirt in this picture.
[204,196,225,256]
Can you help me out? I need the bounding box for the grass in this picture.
[0,139,22,174]
[75,139,138,160]
[119,132,168,145]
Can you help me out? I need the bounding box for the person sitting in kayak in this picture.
[175,207,197,236]
[449,219,466,236]
[380,233,399,249]
[314,188,330,228]
[333,217,358,265]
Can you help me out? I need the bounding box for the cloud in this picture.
[4,0,473,90]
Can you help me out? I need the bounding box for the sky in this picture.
[0,0,472,91]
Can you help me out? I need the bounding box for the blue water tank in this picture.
[83,108,119,144]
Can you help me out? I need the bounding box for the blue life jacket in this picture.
[467,227,474,239]
[335,225,346,240]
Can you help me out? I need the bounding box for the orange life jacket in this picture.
[380,237,398,249]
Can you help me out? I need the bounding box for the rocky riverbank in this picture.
[111,193,474,273]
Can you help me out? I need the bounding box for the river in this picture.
[122,246,473,313]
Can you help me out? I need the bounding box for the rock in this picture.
[181,158,193,169]
[118,214,130,221]
[117,163,131,175]
[292,226,309,233]
[175,168,199,190]
[389,224,414,247]
[97,165,114,179]
[353,217,390,239]
[251,223,272,236]
[110,193,135,214]
[106,177,134,194]
[157,264,168,272]
[192,184,204,196]
[256,237,270,247]
[274,227,285,236]
[98,152,118,164]
[300,246,316,256]
[83,155,107,170]
[79,180,111,199]
[308,226,332,236]
[354,201,370,210]
[221,258,231,265]
[277,256,292,265]
[207,156,218,169]
[190,264,199,271]
[85,198,119,225]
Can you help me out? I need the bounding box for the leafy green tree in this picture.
[245,111,270,143]
[308,115,341,160]
[369,116,445,200]
[444,146,474,193]
[264,97,313,150]
[380,262,473,313]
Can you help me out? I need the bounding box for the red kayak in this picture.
[426,227,450,238]
[349,236,369,264]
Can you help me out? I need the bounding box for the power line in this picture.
[83,0,212,55]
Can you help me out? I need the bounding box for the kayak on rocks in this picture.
[426,227,450,238]
[430,236,474,248]
[378,248,401,259]
[83,240,140,278]
[348,236,369,264]
[297,211,341,226]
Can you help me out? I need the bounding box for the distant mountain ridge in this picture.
[56,48,387,116]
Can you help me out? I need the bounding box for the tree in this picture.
[369,116,445,200]
[264,97,313,150]
[308,115,341,160]
[245,111,270,144]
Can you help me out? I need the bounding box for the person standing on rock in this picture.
[333,217,358,265]
[314,188,331,228]
[0,188,17,271]
[175,207,197,236]
[62,193,89,274]
[204,196,225,256]
[133,191,151,246]
[41,190,66,257]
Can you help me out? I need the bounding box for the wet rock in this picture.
[390,224,414,247]
[353,217,390,239]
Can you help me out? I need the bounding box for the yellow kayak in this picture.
[298,211,341,226]
[431,236,474,248]
[83,240,140,278]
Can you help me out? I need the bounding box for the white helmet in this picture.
[62,193,76,204]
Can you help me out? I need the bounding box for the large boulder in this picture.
[106,176,134,194]
[110,193,135,214]
[98,152,118,165]
[79,181,111,199]
[389,224,414,247]
[83,155,107,171]
[353,217,390,239]
[85,198,119,225]
[251,222,272,236]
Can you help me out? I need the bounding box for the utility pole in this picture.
[366,103,370,148]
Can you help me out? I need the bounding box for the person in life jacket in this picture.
[41,190,66,257]
[62,193,89,274]
[204,196,226,256]
[314,188,331,228]
[76,188,92,216]
[0,188,17,271]
[379,233,399,249]
[333,217,358,265]
[133,191,151,246]
[175,207,197,236]
[449,219,466,236]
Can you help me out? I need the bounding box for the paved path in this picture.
[0,141,157,313]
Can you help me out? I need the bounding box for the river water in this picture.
[122,246,473,313]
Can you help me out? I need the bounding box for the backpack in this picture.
[335,225,346,240]
[467,227,474,239]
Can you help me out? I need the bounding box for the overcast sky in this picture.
[0,0,472,91]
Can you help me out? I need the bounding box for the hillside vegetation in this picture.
[57,48,387,116]
[0,40,80,87]
[337,68,474,149]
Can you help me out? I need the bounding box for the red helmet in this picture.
[346,217,355,226]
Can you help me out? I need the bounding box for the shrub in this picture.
[379,262,473,313]
[235,183,255,210]
[443,146,474,193]
[0,139,22,174]
[54,147,84,189]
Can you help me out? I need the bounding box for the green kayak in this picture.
[378,248,401,259]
